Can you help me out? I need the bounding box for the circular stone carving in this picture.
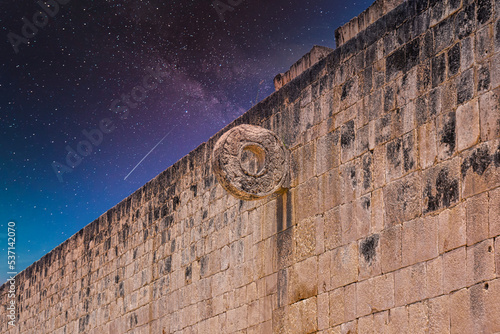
[212,124,289,201]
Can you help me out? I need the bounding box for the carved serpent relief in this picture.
[212,124,290,201]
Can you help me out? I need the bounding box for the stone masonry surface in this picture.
[1,0,500,332]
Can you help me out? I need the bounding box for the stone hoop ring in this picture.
[212,124,289,201]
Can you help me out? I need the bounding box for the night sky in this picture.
[0,0,371,282]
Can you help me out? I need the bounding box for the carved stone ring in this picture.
[212,124,290,201]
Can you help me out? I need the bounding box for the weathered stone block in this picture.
[384,172,421,226]
[478,0,494,25]
[428,295,450,334]
[479,88,500,142]
[455,3,476,40]
[386,306,409,334]
[316,130,340,176]
[449,288,474,333]
[457,68,475,105]
[330,242,359,289]
[478,62,491,93]
[356,273,394,317]
[340,161,358,204]
[289,257,318,304]
[448,42,461,77]
[443,247,467,293]
[295,177,320,222]
[293,141,316,186]
[490,187,500,237]
[426,256,443,298]
[317,293,329,330]
[395,262,427,306]
[372,145,386,189]
[341,202,356,244]
[438,203,467,253]
[402,216,439,266]
[356,125,370,157]
[431,53,446,88]
[418,121,438,169]
[287,297,318,334]
[329,287,345,326]
[409,302,429,334]
[434,16,455,53]
[324,207,342,251]
[380,225,402,273]
[466,239,495,285]
[457,99,480,152]
[294,217,316,261]
[371,188,384,233]
[319,167,342,213]
[386,46,406,82]
[466,192,490,246]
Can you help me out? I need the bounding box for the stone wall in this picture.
[2,0,500,332]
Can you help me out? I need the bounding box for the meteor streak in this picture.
[124,127,176,180]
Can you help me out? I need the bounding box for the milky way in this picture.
[0,0,370,280]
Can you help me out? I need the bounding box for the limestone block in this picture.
[466,192,490,246]
[438,203,466,253]
[456,99,480,152]
[443,247,467,294]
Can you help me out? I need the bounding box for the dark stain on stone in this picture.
[130,314,138,328]
[424,168,459,213]
[165,256,172,273]
[461,146,492,178]
[79,315,90,333]
[363,153,372,190]
[173,196,181,211]
[202,210,208,219]
[360,234,379,264]
[118,282,124,297]
[477,0,492,25]
[448,42,461,77]
[478,65,490,92]
[457,69,474,105]
[341,78,354,101]
[190,184,197,197]
[416,96,428,126]
[384,86,395,112]
[362,196,371,210]
[277,194,284,232]
[200,255,208,276]
[387,138,402,169]
[432,53,446,88]
[341,120,355,148]
[440,112,456,155]
[456,3,476,39]
[403,134,415,172]
[386,46,406,80]
[185,264,192,281]
[277,268,288,307]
